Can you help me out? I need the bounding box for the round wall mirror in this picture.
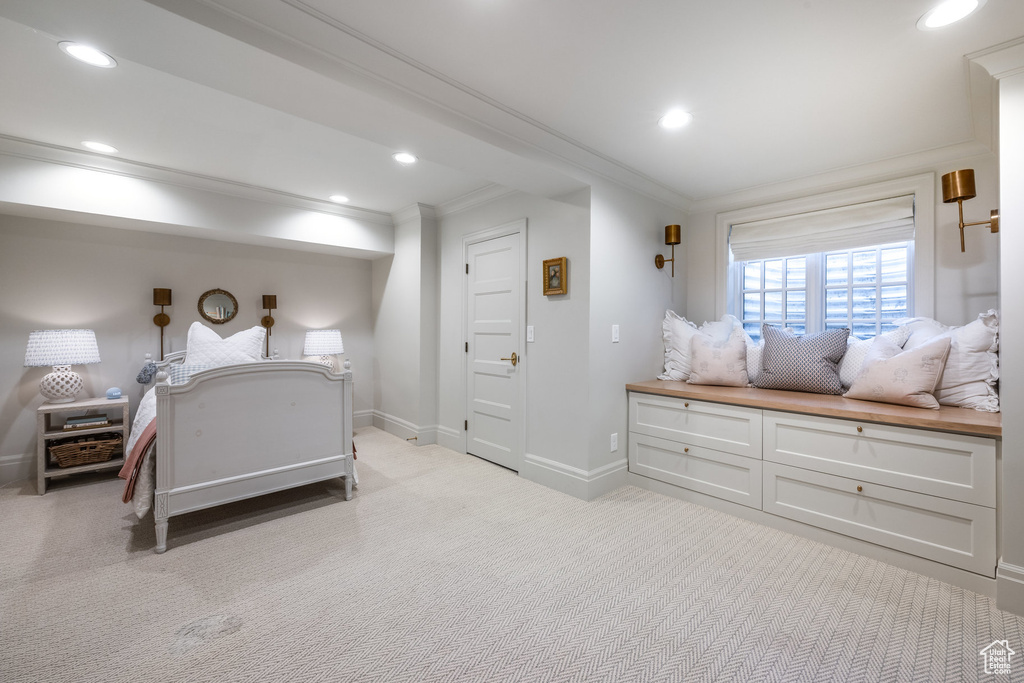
[197,288,238,324]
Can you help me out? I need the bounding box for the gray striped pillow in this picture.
[753,325,850,395]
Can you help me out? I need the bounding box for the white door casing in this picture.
[464,222,525,471]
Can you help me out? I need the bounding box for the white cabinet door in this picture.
[763,462,996,576]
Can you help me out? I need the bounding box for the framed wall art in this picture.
[543,257,568,296]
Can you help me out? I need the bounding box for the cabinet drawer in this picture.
[763,462,995,576]
[629,394,762,458]
[763,411,995,507]
[629,432,762,509]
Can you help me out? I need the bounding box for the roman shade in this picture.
[729,195,915,262]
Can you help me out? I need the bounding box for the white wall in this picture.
[684,154,1000,327]
[436,189,592,481]
[586,181,683,495]
[0,214,373,484]
[370,204,439,441]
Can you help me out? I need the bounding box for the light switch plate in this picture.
[612,324,620,343]
[610,433,618,451]
[526,325,534,342]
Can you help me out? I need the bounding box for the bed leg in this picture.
[155,519,168,554]
[344,456,353,501]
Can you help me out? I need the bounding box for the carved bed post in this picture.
[342,359,354,501]
[153,369,171,553]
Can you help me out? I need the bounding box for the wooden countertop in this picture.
[626,380,1002,438]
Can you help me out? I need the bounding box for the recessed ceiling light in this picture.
[58,41,117,68]
[393,152,417,165]
[658,109,693,130]
[82,141,118,154]
[329,194,350,203]
[917,0,986,30]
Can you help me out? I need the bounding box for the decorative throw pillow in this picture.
[184,321,265,366]
[837,326,911,388]
[753,325,850,395]
[745,337,764,384]
[167,363,215,385]
[897,310,999,411]
[658,310,700,381]
[844,336,952,409]
[699,313,744,342]
[687,329,749,387]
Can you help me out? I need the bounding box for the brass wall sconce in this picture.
[153,288,172,360]
[655,224,682,276]
[941,169,999,252]
[261,295,277,357]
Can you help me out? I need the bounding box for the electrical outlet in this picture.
[612,324,620,343]
[610,433,618,452]
[527,325,534,342]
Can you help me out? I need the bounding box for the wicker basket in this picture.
[48,433,123,468]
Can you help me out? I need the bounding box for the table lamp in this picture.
[24,329,101,403]
[303,329,344,369]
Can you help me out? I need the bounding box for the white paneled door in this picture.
[465,230,523,471]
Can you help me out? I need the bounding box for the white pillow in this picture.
[687,328,749,387]
[658,311,700,381]
[837,326,911,388]
[745,337,764,384]
[184,322,265,366]
[896,310,999,412]
[699,313,744,342]
[844,336,951,409]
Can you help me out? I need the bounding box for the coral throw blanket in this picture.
[118,419,156,503]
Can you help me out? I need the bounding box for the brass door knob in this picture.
[500,352,519,367]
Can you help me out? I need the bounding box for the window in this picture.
[733,242,912,342]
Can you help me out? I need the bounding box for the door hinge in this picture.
[464,419,468,431]
[465,263,469,274]
[465,341,468,352]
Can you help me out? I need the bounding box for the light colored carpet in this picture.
[2,427,1022,682]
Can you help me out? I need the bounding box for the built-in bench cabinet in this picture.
[627,381,1002,581]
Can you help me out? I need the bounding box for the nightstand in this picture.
[37,396,130,495]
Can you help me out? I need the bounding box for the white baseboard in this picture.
[436,425,463,452]
[997,561,1024,616]
[370,411,437,445]
[353,410,374,429]
[521,453,628,501]
[0,452,32,486]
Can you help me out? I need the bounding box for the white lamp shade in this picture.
[303,329,344,356]
[24,329,101,367]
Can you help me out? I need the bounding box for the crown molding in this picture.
[0,134,395,227]
[435,184,519,218]
[688,139,993,216]
[391,202,437,226]
[969,36,1024,80]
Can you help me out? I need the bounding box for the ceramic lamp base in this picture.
[40,366,83,403]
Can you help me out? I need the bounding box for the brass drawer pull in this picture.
[684,402,689,407]
[857,426,863,433]
[857,485,863,492]
[684,447,689,453]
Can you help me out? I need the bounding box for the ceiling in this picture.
[0,0,1022,218]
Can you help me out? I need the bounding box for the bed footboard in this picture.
[153,361,353,552]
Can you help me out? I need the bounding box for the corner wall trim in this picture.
[370,411,437,445]
[997,561,1024,616]
[0,452,33,487]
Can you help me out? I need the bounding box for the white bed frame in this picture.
[150,352,354,553]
